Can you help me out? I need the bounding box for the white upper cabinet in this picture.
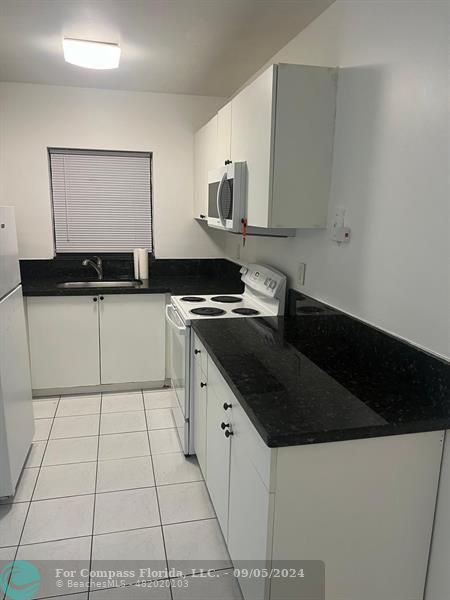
[231,66,275,228]
[194,63,337,229]
[216,102,232,166]
[231,64,337,229]
[193,115,217,220]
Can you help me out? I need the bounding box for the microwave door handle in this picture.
[216,172,227,225]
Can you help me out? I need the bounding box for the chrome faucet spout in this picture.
[82,256,103,280]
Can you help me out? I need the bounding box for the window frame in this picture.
[48,147,154,257]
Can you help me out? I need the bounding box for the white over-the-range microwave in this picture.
[207,162,246,233]
[207,161,295,237]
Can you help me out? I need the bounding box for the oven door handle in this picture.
[216,171,227,226]
[165,304,186,333]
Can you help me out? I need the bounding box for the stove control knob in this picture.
[264,278,270,286]
[269,280,277,290]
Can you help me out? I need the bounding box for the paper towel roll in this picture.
[138,248,149,279]
[133,249,140,280]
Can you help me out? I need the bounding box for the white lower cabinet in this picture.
[424,430,450,600]
[26,293,165,391]
[192,342,444,600]
[205,386,231,537]
[26,296,100,389]
[99,294,165,384]
[192,338,207,476]
[228,433,273,600]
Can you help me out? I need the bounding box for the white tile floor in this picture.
[0,389,242,600]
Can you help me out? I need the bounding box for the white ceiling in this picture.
[0,0,333,97]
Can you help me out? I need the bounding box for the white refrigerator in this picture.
[0,206,34,498]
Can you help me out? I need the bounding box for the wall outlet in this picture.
[298,262,306,286]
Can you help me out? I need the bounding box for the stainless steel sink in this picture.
[57,280,143,289]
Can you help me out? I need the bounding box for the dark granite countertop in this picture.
[192,296,450,448]
[22,275,243,297]
[20,257,244,297]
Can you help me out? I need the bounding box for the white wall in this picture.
[0,82,225,259]
[223,0,450,359]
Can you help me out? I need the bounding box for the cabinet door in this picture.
[216,102,232,166]
[194,115,218,220]
[228,435,273,600]
[231,65,275,228]
[27,296,100,389]
[206,387,231,538]
[99,294,165,384]
[192,346,207,477]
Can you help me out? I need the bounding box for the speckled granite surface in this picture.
[193,292,450,447]
[21,257,244,297]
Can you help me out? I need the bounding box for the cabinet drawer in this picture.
[192,333,207,376]
[208,358,274,491]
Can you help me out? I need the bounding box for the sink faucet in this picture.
[82,256,103,280]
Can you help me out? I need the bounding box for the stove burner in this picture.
[232,308,260,316]
[211,296,242,303]
[297,306,325,314]
[181,296,206,302]
[190,307,226,317]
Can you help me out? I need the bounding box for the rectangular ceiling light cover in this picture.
[63,38,121,69]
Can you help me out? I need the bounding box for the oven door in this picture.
[165,303,191,454]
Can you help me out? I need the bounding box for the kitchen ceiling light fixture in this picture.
[63,38,121,69]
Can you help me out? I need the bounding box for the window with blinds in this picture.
[48,148,153,254]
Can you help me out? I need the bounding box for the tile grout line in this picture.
[5,475,206,507]
[5,533,92,550]
[142,390,174,600]
[42,425,179,443]
[2,518,218,551]
[87,393,103,599]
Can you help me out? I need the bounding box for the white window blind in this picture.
[49,149,153,253]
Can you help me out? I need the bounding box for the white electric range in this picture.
[165,264,287,454]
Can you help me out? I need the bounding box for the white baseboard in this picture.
[32,379,171,398]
